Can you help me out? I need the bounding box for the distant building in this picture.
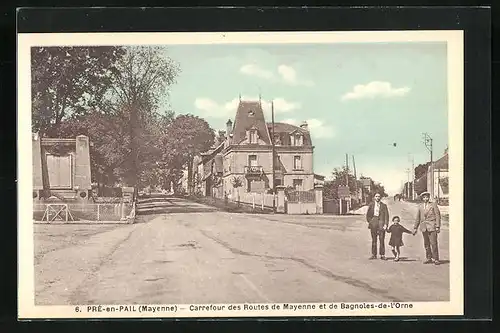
[359,177,374,203]
[427,150,449,200]
[32,133,92,200]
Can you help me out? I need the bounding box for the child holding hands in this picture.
[386,216,414,261]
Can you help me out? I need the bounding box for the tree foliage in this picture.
[160,114,215,194]
[102,46,180,187]
[323,167,358,200]
[31,46,126,136]
[36,46,181,189]
[415,162,431,179]
[323,167,388,200]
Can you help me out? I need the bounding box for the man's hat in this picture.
[420,191,431,198]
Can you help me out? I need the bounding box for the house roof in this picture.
[199,141,225,165]
[231,100,271,145]
[267,122,313,146]
[433,153,448,170]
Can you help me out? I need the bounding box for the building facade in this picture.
[222,99,315,198]
[426,151,449,201]
[192,98,319,200]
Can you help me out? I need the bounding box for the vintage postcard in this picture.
[18,30,464,319]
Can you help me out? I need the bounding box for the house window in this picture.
[290,133,303,146]
[274,155,281,170]
[248,155,258,166]
[295,134,303,146]
[293,155,302,170]
[293,179,303,190]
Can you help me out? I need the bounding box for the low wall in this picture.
[287,202,318,215]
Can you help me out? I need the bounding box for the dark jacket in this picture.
[387,223,412,247]
[365,201,389,230]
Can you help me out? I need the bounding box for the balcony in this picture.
[244,165,263,175]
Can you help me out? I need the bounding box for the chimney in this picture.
[219,130,226,142]
[300,121,308,131]
[226,119,233,135]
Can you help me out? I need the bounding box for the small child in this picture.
[386,216,413,261]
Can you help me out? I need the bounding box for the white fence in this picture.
[33,202,135,223]
[230,192,276,210]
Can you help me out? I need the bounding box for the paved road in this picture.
[34,198,449,305]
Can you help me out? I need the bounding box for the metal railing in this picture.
[244,165,263,175]
[33,202,134,222]
[287,190,316,203]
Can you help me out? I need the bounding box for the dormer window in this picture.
[249,129,258,144]
[290,133,303,146]
[248,110,255,117]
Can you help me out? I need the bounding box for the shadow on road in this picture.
[136,207,218,215]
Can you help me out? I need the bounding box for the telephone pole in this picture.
[352,155,358,201]
[271,100,276,212]
[408,154,415,200]
[422,133,434,198]
[345,153,349,186]
[405,168,410,199]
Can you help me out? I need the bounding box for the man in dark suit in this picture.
[413,191,442,265]
[365,192,390,260]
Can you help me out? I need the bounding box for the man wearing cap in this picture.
[413,191,442,265]
[365,192,390,260]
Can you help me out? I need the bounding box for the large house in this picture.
[192,98,318,199]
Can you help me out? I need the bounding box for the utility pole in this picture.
[405,168,410,199]
[271,100,276,213]
[352,155,358,201]
[422,133,434,199]
[408,154,415,200]
[345,153,349,186]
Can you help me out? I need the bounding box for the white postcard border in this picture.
[17,30,464,319]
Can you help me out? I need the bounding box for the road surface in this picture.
[34,198,449,305]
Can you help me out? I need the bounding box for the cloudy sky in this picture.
[163,42,449,195]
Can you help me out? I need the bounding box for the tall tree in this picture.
[323,167,358,200]
[56,113,130,190]
[415,162,431,179]
[31,46,125,136]
[161,114,215,195]
[101,46,180,187]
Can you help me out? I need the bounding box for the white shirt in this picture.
[374,202,380,216]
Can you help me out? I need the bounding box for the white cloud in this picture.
[239,64,274,80]
[194,98,220,113]
[239,63,314,86]
[277,65,314,87]
[341,81,411,101]
[282,118,334,139]
[194,96,300,119]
